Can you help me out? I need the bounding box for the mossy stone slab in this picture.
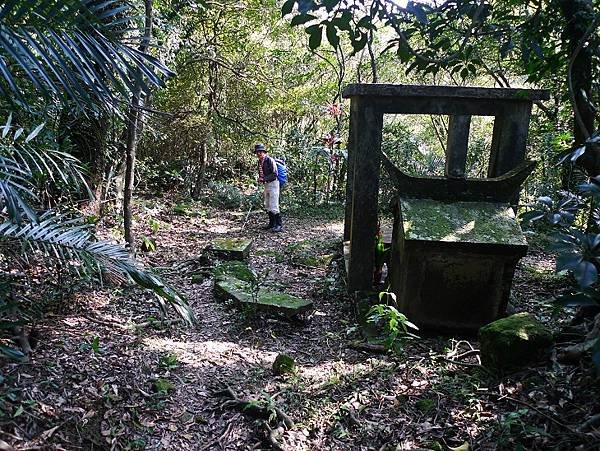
[479,312,553,370]
[400,198,527,246]
[211,237,252,260]
[213,261,256,282]
[214,276,313,317]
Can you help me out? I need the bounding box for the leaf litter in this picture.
[1,198,599,450]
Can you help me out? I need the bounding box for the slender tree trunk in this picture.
[367,28,378,83]
[124,0,153,252]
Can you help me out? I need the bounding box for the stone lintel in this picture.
[343,84,550,101]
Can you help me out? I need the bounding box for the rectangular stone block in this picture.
[211,238,252,260]
[214,276,313,317]
[389,198,528,332]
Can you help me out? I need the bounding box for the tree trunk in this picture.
[123,0,153,252]
[558,0,598,175]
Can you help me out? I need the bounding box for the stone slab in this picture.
[343,83,550,101]
[400,198,527,247]
[211,237,252,260]
[214,276,313,317]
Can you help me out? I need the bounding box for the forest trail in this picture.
[5,199,598,450]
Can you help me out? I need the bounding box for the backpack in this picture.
[274,158,288,189]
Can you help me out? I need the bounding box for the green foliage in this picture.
[173,202,191,216]
[415,398,436,414]
[151,378,174,395]
[367,296,419,353]
[0,120,197,337]
[148,218,160,234]
[159,353,179,370]
[521,176,600,368]
[90,336,100,354]
[273,353,296,375]
[0,0,172,111]
[140,235,157,252]
[206,181,248,210]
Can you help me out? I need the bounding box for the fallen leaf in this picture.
[448,442,470,451]
[38,425,60,441]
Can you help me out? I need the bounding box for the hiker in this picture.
[254,143,283,232]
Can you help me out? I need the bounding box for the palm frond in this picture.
[0,0,174,110]
[0,179,35,222]
[0,119,93,221]
[0,212,196,325]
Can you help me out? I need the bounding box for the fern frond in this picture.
[0,212,196,325]
[0,0,173,110]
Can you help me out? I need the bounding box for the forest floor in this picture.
[1,196,600,451]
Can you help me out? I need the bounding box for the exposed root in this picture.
[214,386,294,450]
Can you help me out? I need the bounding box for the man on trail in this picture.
[254,143,283,232]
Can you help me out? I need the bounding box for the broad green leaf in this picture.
[0,345,25,361]
[519,210,545,223]
[556,253,583,272]
[326,23,339,48]
[281,0,295,17]
[555,293,599,307]
[407,2,428,24]
[307,25,322,50]
[574,261,598,288]
[290,13,317,26]
[356,16,372,28]
[397,40,412,62]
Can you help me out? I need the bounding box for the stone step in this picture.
[211,237,252,260]
[214,276,313,317]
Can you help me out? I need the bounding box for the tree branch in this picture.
[567,17,599,141]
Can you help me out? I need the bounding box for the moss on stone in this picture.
[273,353,296,375]
[214,275,313,316]
[213,261,255,282]
[400,198,527,246]
[191,273,207,284]
[286,238,340,267]
[211,237,252,260]
[479,312,553,370]
[213,237,252,252]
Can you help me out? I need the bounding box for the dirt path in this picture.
[1,200,599,450]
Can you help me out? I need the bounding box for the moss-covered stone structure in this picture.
[342,84,549,331]
[213,261,313,317]
[211,237,252,260]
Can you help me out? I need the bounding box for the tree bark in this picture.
[558,0,598,175]
[123,0,153,252]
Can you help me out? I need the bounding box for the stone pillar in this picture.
[347,100,383,292]
[445,115,471,178]
[488,102,532,177]
[343,100,358,241]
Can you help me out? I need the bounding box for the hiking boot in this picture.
[261,212,274,230]
[271,213,283,233]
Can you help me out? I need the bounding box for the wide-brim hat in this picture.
[253,143,266,152]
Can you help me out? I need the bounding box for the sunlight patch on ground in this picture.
[206,223,237,234]
[142,337,277,367]
[308,221,344,234]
